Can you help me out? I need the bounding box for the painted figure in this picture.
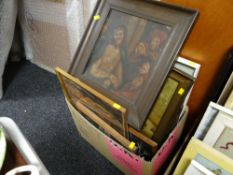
[146,29,168,62]
[89,25,127,90]
[116,29,168,101]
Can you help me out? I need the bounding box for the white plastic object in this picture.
[6,165,39,175]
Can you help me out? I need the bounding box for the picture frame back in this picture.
[69,0,199,129]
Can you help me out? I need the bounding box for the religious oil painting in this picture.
[84,10,172,103]
[69,0,198,129]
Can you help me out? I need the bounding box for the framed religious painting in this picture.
[203,109,233,160]
[69,0,199,129]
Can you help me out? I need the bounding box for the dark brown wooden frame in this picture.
[69,0,198,129]
[151,69,194,145]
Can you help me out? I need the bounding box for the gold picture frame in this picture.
[55,67,128,138]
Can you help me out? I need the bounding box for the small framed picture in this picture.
[175,57,201,78]
[174,138,233,175]
[69,0,198,129]
[203,109,233,159]
[55,67,128,138]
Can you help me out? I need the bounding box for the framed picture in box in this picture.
[55,67,128,138]
[69,0,198,129]
[142,69,194,145]
[174,138,233,175]
[174,57,201,120]
[175,57,201,78]
[203,109,233,159]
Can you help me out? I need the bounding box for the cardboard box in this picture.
[18,0,85,71]
[66,99,188,175]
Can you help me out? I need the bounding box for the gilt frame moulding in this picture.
[69,0,198,129]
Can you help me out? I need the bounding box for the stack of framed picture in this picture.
[56,67,160,153]
[56,56,199,161]
[56,56,200,161]
[55,0,200,173]
[174,101,233,174]
[69,0,198,130]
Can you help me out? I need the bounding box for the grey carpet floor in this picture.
[0,60,122,175]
